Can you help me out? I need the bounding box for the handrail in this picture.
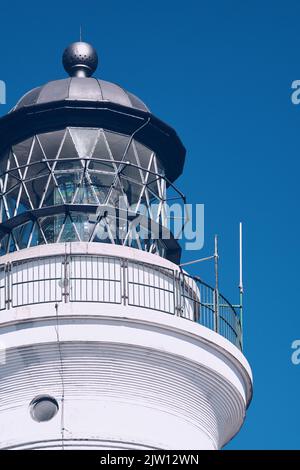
[0,253,242,350]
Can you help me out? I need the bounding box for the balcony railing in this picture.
[0,253,242,350]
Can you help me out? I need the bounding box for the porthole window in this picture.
[30,395,59,422]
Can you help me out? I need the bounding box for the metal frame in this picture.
[127,259,176,314]
[69,255,122,304]
[10,256,64,307]
[0,128,186,263]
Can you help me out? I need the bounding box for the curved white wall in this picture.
[0,243,252,450]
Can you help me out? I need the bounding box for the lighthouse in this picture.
[0,42,252,450]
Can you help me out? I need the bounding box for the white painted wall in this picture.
[0,243,252,450]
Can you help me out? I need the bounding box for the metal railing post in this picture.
[239,291,243,350]
[214,235,219,333]
[121,258,128,306]
[239,222,244,350]
[5,261,11,310]
[174,271,182,317]
[62,254,70,303]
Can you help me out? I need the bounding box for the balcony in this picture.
[0,243,242,350]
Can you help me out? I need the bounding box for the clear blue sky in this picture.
[1,0,300,450]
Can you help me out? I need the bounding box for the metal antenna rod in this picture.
[214,234,219,333]
[79,25,82,42]
[239,222,244,348]
[239,222,244,294]
[214,234,219,290]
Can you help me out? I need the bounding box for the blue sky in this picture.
[1,0,300,449]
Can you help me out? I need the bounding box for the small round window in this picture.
[30,395,59,422]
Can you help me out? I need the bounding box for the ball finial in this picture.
[62,42,98,78]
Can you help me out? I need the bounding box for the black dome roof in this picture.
[1,42,185,185]
[12,77,149,113]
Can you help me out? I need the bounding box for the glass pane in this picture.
[59,216,79,242]
[55,172,81,203]
[41,214,66,243]
[13,221,34,249]
[42,178,64,207]
[69,128,99,158]
[120,176,143,206]
[73,176,98,204]
[71,212,93,242]
[104,131,129,163]
[38,130,65,160]
[12,137,34,167]
[89,173,114,204]
[57,129,78,160]
[134,140,153,170]
[25,175,49,208]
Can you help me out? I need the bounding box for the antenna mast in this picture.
[239,222,244,346]
[239,222,243,294]
[214,234,219,333]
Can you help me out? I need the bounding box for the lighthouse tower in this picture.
[0,42,252,450]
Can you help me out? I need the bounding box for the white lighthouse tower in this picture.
[0,42,252,450]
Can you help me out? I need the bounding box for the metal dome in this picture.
[12,78,149,112]
[1,41,185,191]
